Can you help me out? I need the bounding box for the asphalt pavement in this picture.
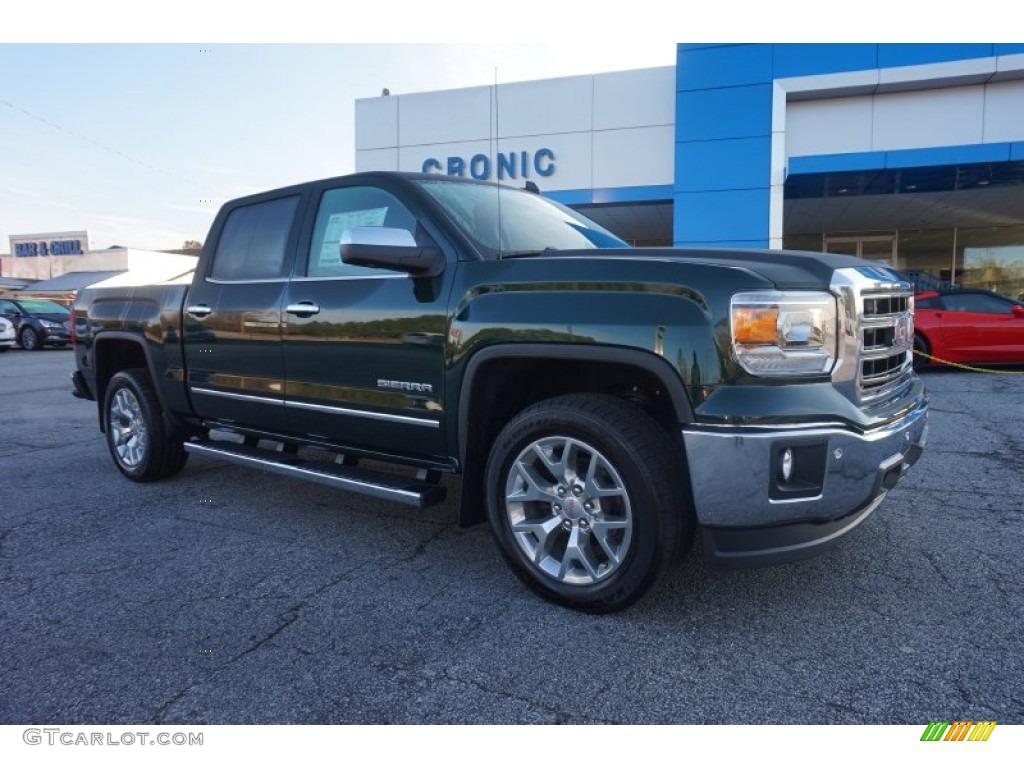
[1,348,1022,724]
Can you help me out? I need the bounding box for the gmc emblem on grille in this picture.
[894,315,912,347]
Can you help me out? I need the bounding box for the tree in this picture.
[182,240,203,250]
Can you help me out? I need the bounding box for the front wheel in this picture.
[485,394,694,613]
[104,368,188,481]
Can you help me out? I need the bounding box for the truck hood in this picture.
[534,247,892,291]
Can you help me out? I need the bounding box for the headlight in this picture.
[731,291,837,377]
[39,319,62,329]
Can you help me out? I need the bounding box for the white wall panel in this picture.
[398,86,491,146]
[513,134,592,190]
[355,97,398,150]
[396,135,593,191]
[872,86,984,150]
[355,147,399,173]
[397,141,492,174]
[593,67,675,130]
[785,96,874,157]
[495,76,592,138]
[982,80,1024,142]
[592,126,674,188]
[785,82,1022,158]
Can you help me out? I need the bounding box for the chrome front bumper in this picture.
[681,399,928,567]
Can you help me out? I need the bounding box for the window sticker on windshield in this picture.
[319,207,389,266]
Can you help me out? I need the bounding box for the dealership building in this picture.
[356,43,1024,297]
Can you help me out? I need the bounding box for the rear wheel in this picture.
[912,333,930,370]
[19,327,41,351]
[485,394,694,613]
[104,368,188,481]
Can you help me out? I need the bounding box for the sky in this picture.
[0,43,679,251]
[1,2,1006,253]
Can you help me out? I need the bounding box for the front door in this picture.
[281,182,455,462]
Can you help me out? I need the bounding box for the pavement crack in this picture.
[151,564,365,723]
[436,668,620,724]
[408,524,457,562]
[921,550,953,589]
[151,680,204,725]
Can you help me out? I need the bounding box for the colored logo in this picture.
[920,720,996,742]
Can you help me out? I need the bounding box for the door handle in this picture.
[286,302,321,317]
[186,304,212,318]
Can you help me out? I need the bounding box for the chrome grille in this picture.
[858,287,914,402]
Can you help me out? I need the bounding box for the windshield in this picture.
[416,179,628,258]
[17,299,69,315]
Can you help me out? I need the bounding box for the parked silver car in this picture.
[0,316,15,352]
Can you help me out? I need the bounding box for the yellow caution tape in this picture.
[913,349,1024,374]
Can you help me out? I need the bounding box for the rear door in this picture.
[280,180,456,461]
[183,191,305,433]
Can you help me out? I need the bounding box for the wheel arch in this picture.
[454,344,695,527]
[92,333,166,432]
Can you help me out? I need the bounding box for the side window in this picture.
[210,195,300,281]
[943,293,1010,314]
[306,186,418,278]
[914,297,939,310]
[0,300,19,315]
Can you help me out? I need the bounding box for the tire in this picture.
[104,368,188,481]
[484,394,694,613]
[0,346,8,353]
[19,327,41,351]
[912,333,930,370]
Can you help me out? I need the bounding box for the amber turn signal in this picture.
[733,306,779,345]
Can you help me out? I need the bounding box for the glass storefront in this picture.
[959,226,1024,300]
[785,225,1024,300]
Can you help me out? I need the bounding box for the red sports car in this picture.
[913,289,1024,367]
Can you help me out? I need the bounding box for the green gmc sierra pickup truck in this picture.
[71,172,928,612]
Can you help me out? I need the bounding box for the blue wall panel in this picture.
[885,143,1011,168]
[675,85,773,142]
[546,189,592,206]
[591,185,674,205]
[673,42,1015,246]
[773,44,879,78]
[788,144,1016,175]
[547,185,674,207]
[681,240,767,249]
[676,44,773,91]
[878,44,994,67]
[788,152,887,175]
[675,137,771,192]
[677,44,742,52]
[674,189,770,245]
